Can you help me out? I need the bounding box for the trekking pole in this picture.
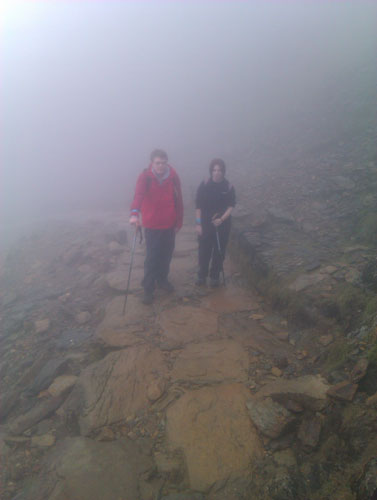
[123,225,142,315]
[215,227,226,286]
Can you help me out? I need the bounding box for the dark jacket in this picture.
[196,178,236,228]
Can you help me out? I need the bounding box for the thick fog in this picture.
[2,1,377,241]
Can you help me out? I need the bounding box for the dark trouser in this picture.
[198,222,230,280]
[142,228,175,294]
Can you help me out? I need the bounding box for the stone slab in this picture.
[158,305,218,349]
[61,346,168,435]
[171,340,249,383]
[166,384,263,491]
[96,295,153,346]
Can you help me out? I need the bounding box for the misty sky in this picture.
[2,1,377,222]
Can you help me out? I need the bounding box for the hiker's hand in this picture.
[129,215,140,226]
[212,217,223,227]
[195,224,202,236]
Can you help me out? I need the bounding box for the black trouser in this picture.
[142,228,175,294]
[198,222,230,280]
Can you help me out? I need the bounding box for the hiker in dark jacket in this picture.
[130,149,183,304]
[195,158,236,287]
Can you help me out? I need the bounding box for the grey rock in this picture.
[9,396,64,435]
[15,436,155,500]
[351,358,369,383]
[297,415,322,449]
[267,207,296,224]
[28,358,69,395]
[246,397,296,439]
[265,466,306,500]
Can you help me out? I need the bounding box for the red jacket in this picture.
[130,165,183,230]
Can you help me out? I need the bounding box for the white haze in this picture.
[2,1,377,245]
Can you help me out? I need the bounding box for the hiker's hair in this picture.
[150,149,168,162]
[209,158,226,176]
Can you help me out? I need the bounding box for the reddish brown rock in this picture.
[61,346,168,435]
[158,305,218,349]
[96,296,153,346]
[170,340,249,383]
[166,384,263,491]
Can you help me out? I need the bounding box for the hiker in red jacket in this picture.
[129,149,183,304]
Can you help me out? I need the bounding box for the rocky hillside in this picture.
[1,63,376,500]
[0,199,376,500]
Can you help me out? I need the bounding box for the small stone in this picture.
[366,392,377,408]
[345,269,360,283]
[31,434,55,447]
[319,334,334,346]
[275,331,289,341]
[350,358,369,383]
[48,375,78,397]
[147,380,166,402]
[58,293,71,302]
[96,427,115,441]
[327,381,358,402]
[271,367,282,377]
[280,399,304,413]
[322,265,338,275]
[34,319,50,334]
[76,311,91,324]
[250,314,265,320]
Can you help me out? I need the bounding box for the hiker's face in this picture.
[152,157,168,176]
[211,165,224,182]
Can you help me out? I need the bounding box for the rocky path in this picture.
[1,216,376,499]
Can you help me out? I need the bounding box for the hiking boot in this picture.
[142,292,154,305]
[195,277,206,286]
[209,278,220,288]
[158,281,174,293]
